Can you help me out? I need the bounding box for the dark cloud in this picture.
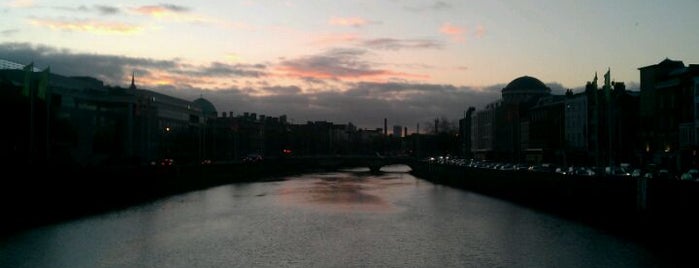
[0,42,174,84]
[545,82,568,95]
[262,85,302,95]
[0,42,572,130]
[173,62,267,78]
[279,48,388,79]
[133,4,191,15]
[153,81,501,130]
[0,43,265,85]
[404,1,452,12]
[1,29,19,36]
[300,77,328,85]
[158,4,190,12]
[361,38,443,50]
[53,5,120,15]
[95,5,120,15]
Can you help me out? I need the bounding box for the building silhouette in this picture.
[471,76,550,162]
[0,64,210,166]
[638,58,699,171]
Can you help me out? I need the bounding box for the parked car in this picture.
[680,169,699,180]
[243,154,263,163]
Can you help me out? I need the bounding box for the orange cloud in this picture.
[136,70,219,89]
[31,18,143,34]
[329,17,369,27]
[310,33,360,46]
[131,4,189,18]
[440,22,466,42]
[6,0,33,8]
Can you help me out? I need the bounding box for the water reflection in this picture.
[0,165,668,267]
[276,170,413,213]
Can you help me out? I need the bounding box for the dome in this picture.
[193,97,217,116]
[502,76,550,93]
[501,76,551,104]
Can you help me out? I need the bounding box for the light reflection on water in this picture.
[0,165,667,267]
[276,170,413,213]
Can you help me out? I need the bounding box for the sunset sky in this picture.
[2,0,698,129]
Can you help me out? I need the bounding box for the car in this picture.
[243,154,263,163]
[159,158,174,166]
[631,169,642,177]
[680,169,699,180]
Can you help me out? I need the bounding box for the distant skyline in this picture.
[2,0,698,129]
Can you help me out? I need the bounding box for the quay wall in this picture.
[409,161,699,245]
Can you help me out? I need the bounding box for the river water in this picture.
[0,165,670,267]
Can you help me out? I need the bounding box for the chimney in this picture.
[384,118,387,136]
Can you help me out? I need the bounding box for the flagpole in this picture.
[23,63,35,165]
[44,67,51,164]
[605,68,613,169]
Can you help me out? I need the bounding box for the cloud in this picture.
[0,43,266,88]
[1,29,19,36]
[131,4,190,17]
[30,18,143,35]
[404,1,452,12]
[53,5,120,15]
[95,5,120,15]
[328,16,373,27]
[440,22,466,42]
[174,62,267,78]
[545,82,569,95]
[0,42,512,129]
[361,38,443,50]
[310,33,360,47]
[276,48,429,81]
[151,81,500,129]
[130,3,214,24]
[6,0,33,8]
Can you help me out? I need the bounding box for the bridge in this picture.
[278,154,416,173]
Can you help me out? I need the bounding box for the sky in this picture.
[1,0,698,130]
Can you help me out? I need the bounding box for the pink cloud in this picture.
[440,22,466,42]
[310,33,360,46]
[275,49,429,82]
[131,4,189,17]
[31,18,143,34]
[329,17,369,27]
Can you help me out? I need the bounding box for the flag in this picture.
[21,62,33,97]
[591,72,598,90]
[37,67,50,100]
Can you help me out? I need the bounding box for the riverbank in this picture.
[0,159,323,237]
[409,161,699,263]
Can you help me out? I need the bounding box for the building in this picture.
[393,125,402,138]
[1,67,209,166]
[638,59,699,171]
[471,76,551,162]
[564,90,588,152]
[458,107,475,158]
[525,95,566,163]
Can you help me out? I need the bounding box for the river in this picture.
[0,165,670,267]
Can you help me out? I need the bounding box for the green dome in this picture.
[193,97,217,116]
